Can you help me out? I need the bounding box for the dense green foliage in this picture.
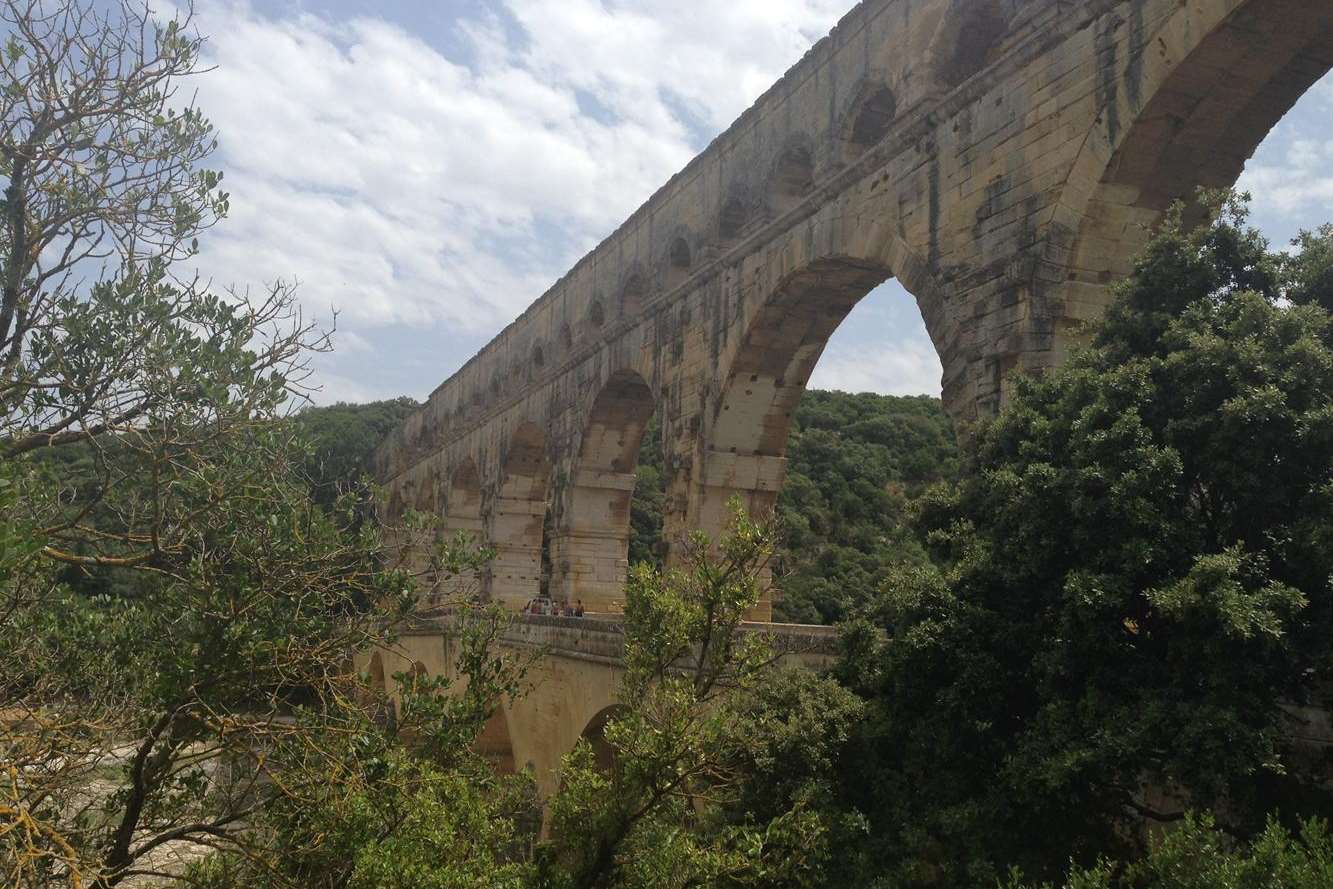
[627,415,667,570]
[182,604,541,889]
[836,197,1333,886]
[1008,814,1333,889]
[540,506,866,889]
[295,397,421,511]
[7,2,1331,886]
[0,5,444,884]
[773,392,958,624]
[176,509,859,889]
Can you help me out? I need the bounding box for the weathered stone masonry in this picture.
[373,0,1333,617]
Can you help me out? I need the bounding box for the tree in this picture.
[838,195,1333,885]
[0,3,450,885]
[1005,814,1333,889]
[178,600,542,889]
[773,391,958,624]
[538,504,867,889]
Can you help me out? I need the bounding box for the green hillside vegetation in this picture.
[26,398,421,602]
[628,392,959,623]
[768,391,958,623]
[295,397,422,511]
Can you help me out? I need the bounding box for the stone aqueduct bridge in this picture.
[364,0,1333,791]
[372,0,1333,618]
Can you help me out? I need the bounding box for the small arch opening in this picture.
[846,86,898,158]
[581,705,628,774]
[665,236,693,290]
[772,142,815,213]
[937,1,1008,89]
[621,273,647,317]
[720,194,749,242]
[415,474,435,513]
[368,651,387,693]
[385,488,406,523]
[589,299,606,328]
[476,707,517,776]
[561,322,574,349]
[364,651,397,729]
[670,237,692,270]
[532,341,546,370]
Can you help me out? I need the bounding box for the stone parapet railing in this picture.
[403,609,842,670]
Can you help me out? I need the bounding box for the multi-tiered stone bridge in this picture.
[365,0,1333,796]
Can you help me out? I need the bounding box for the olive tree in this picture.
[538,505,867,889]
[0,2,467,886]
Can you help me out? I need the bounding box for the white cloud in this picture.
[305,368,386,406]
[187,0,848,348]
[501,0,849,131]
[1239,136,1333,219]
[1237,73,1333,225]
[808,340,943,398]
[334,329,373,354]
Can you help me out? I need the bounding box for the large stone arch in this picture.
[550,369,657,613]
[656,216,950,612]
[678,258,895,621]
[486,422,551,610]
[445,458,484,534]
[1054,0,1333,311]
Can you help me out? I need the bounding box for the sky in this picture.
[180,0,1333,406]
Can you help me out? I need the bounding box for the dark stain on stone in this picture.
[955,103,974,163]
[1125,0,1146,112]
[973,174,1008,239]
[928,154,941,269]
[1095,14,1120,146]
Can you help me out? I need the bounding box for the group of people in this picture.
[523,597,585,618]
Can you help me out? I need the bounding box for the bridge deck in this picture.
[405,611,841,670]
